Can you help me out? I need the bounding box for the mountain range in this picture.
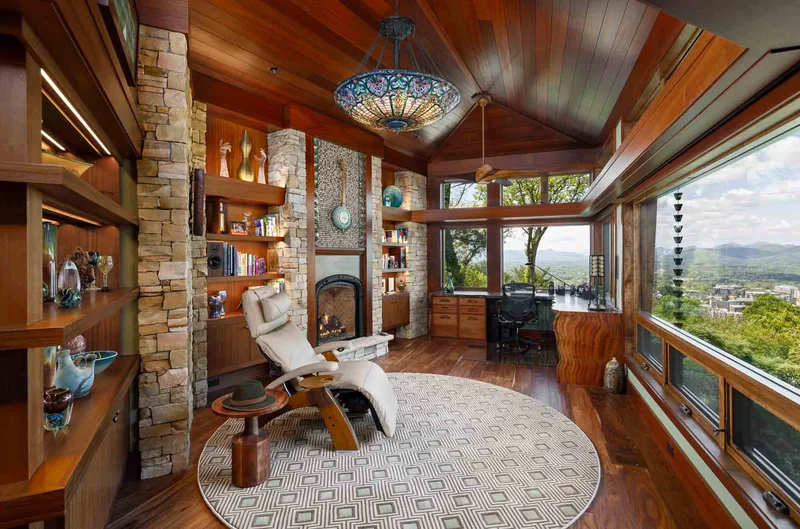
[504,248,588,267]
[655,243,800,282]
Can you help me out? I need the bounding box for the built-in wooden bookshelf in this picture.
[204,110,286,390]
[379,170,411,331]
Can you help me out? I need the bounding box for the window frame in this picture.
[666,345,724,437]
[440,226,489,291]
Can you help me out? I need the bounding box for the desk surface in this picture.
[430,291,621,314]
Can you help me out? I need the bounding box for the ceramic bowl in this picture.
[71,350,118,374]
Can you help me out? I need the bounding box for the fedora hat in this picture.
[222,380,276,412]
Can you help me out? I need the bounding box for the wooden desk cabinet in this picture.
[431,296,486,341]
[383,292,410,330]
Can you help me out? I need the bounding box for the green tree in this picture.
[502,174,590,282]
[443,183,488,287]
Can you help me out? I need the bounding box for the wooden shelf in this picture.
[381,242,408,247]
[382,205,411,222]
[0,162,138,226]
[207,233,284,243]
[208,273,284,284]
[205,174,286,205]
[0,288,139,350]
[382,268,409,273]
[0,355,138,525]
[207,309,246,329]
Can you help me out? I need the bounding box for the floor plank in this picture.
[109,336,713,529]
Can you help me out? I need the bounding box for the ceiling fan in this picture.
[471,93,544,187]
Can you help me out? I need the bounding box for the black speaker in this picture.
[207,242,223,277]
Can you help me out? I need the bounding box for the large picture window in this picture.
[548,173,591,203]
[443,228,487,288]
[502,225,590,287]
[442,182,487,209]
[640,130,800,391]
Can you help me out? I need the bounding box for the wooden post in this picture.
[0,37,45,484]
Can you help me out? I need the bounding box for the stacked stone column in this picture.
[135,26,193,478]
[394,171,428,338]
[268,130,308,327]
[190,101,208,408]
[371,157,383,333]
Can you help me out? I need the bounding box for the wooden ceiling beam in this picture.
[284,103,384,159]
[192,72,285,128]
[135,0,188,34]
[383,147,427,176]
[428,148,600,178]
[411,201,588,223]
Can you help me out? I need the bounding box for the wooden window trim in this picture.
[634,312,800,431]
[627,357,799,528]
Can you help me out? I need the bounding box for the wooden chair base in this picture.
[260,387,359,451]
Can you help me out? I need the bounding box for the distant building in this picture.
[712,284,743,297]
[743,290,769,300]
[773,285,799,305]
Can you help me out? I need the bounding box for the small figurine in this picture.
[209,294,222,318]
[218,290,227,317]
[254,148,267,184]
[219,140,232,178]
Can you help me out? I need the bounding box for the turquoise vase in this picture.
[382,185,404,208]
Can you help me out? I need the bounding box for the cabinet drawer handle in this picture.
[440,315,450,320]
[113,415,119,423]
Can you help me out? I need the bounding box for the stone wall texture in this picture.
[394,171,428,338]
[190,100,208,408]
[371,156,383,333]
[135,26,193,479]
[268,129,308,328]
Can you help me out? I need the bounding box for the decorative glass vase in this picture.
[42,222,58,301]
[444,274,455,294]
[44,388,74,432]
[55,258,82,308]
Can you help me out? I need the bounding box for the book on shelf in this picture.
[254,213,280,237]
[220,242,277,276]
[382,228,408,244]
[381,251,407,269]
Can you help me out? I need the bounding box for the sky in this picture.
[655,129,800,248]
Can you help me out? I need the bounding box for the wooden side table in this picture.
[211,389,288,488]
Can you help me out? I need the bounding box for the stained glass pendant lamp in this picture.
[333,1,461,133]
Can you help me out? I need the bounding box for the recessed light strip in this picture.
[41,130,65,151]
[42,204,103,227]
[40,69,111,156]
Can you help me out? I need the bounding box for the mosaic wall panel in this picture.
[314,138,365,248]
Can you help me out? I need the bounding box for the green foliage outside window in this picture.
[654,294,800,388]
[502,174,590,285]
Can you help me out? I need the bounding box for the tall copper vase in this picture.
[236,130,254,182]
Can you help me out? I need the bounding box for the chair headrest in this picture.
[248,286,292,324]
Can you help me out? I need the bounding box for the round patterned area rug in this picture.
[198,373,601,529]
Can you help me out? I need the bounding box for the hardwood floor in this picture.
[108,337,716,529]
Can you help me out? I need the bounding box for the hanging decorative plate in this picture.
[332,159,352,231]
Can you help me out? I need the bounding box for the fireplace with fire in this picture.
[315,274,364,345]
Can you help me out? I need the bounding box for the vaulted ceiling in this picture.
[188,0,675,162]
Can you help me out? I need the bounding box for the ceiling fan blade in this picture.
[491,169,545,179]
[475,164,495,183]
[494,178,513,187]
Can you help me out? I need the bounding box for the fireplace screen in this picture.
[315,274,363,345]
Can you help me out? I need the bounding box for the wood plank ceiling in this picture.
[189,0,663,162]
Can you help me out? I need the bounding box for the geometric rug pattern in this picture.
[198,373,601,529]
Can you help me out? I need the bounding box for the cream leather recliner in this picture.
[242,285,398,439]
